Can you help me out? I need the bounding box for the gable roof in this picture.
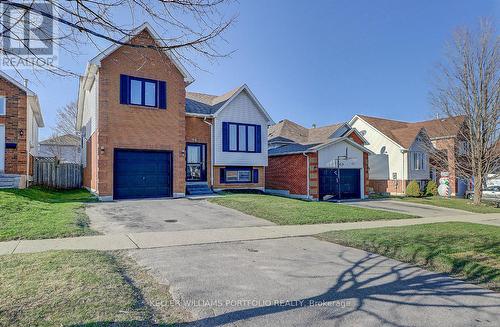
[268,119,346,145]
[268,137,373,156]
[89,22,194,85]
[40,134,80,146]
[350,114,465,149]
[0,71,44,127]
[185,84,274,124]
[186,86,240,115]
[411,116,465,139]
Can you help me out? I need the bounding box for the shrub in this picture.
[406,180,421,197]
[424,180,438,196]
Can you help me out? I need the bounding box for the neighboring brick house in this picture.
[76,23,273,200]
[349,114,468,196]
[0,71,44,188]
[266,120,372,200]
[411,116,468,196]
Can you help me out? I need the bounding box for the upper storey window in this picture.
[120,75,166,109]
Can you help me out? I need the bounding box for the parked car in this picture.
[465,186,500,205]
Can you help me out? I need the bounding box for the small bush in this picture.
[406,180,421,197]
[425,180,438,196]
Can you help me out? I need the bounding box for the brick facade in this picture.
[83,132,98,191]
[185,116,212,185]
[368,179,409,194]
[308,152,319,199]
[0,76,28,175]
[432,137,459,195]
[267,150,370,200]
[213,166,265,189]
[95,30,187,197]
[266,154,308,196]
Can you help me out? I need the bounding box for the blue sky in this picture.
[10,0,500,139]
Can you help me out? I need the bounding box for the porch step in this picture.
[0,174,20,189]
[186,183,214,196]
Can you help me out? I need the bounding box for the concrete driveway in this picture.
[129,237,500,326]
[346,199,469,217]
[87,198,274,234]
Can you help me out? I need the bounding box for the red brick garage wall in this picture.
[266,154,307,196]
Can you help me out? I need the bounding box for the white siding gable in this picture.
[214,90,269,166]
[408,131,431,180]
[81,74,99,138]
[318,141,364,169]
[351,117,406,180]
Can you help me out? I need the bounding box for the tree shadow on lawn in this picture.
[179,251,499,326]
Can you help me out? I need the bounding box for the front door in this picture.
[186,143,207,182]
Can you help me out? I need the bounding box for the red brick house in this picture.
[0,71,44,188]
[266,120,372,200]
[76,23,273,200]
[350,114,468,196]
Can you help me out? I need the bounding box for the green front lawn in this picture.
[396,196,500,213]
[209,194,416,225]
[317,222,500,290]
[0,187,97,241]
[0,250,185,326]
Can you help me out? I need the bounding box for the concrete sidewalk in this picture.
[1,213,499,255]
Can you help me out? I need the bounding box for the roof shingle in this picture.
[268,119,344,145]
[356,115,466,148]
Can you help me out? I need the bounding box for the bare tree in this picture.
[0,0,236,77]
[431,18,499,205]
[53,101,79,137]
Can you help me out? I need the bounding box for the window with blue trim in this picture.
[120,74,167,109]
[222,122,261,153]
[220,167,259,184]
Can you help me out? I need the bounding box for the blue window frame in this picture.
[222,122,261,153]
[120,74,167,109]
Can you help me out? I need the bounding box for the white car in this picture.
[465,186,500,204]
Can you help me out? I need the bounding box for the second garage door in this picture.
[319,168,361,200]
[114,149,173,200]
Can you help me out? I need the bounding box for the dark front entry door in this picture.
[114,149,173,199]
[186,143,207,182]
[319,168,361,200]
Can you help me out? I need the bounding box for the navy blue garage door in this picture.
[114,149,173,199]
[319,168,361,200]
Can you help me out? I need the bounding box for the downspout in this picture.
[203,117,214,188]
[303,152,310,199]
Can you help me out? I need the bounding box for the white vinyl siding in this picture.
[214,90,269,166]
[350,118,406,180]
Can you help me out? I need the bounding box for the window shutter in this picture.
[158,81,167,109]
[252,169,259,183]
[119,75,129,104]
[255,125,262,153]
[222,122,229,152]
[220,168,226,183]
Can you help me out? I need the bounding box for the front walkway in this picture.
[1,212,499,255]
